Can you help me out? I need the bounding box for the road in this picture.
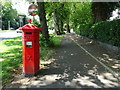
[0,30,22,41]
[0,30,54,41]
[4,33,120,88]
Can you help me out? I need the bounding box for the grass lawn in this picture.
[0,35,62,84]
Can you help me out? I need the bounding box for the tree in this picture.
[58,3,71,34]
[53,9,61,35]
[70,2,93,30]
[24,0,49,40]
[37,2,49,40]
[1,0,18,30]
[63,3,71,33]
[45,2,71,35]
[45,2,61,35]
[92,2,120,23]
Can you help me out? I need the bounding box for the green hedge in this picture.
[75,19,120,47]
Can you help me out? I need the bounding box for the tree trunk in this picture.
[53,10,60,35]
[66,23,70,33]
[60,20,64,34]
[37,2,49,40]
[92,2,108,23]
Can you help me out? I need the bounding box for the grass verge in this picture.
[0,35,62,84]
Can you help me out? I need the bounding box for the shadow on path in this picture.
[4,34,119,88]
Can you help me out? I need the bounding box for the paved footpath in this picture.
[3,34,120,88]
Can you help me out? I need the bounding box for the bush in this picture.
[79,24,93,37]
[75,19,120,47]
[40,34,62,47]
[89,20,120,46]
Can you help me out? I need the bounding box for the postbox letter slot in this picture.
[26,32,32,34]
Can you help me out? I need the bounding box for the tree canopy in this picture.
[1,0,18,30]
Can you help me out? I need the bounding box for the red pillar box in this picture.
[19,20,42,77]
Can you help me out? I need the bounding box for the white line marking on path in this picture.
[70,37,120,80]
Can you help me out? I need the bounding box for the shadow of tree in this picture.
[1,43,22,84]
[29,36,119,88]
[3,37,22,46]
[71,34,120,77]
[3,35,119,88]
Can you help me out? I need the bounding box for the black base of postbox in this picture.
[23,72,39,77]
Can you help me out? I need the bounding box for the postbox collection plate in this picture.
[26,41,32,45]
[26,41,32,48]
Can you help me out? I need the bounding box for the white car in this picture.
[16,29,22,33]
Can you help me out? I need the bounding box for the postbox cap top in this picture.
[19,22,42,31]
[19,24,41,30]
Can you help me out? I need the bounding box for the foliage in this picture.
[33,18,41,28]
[70,2,93,30]
[45,2,94,35]
[75,24,92,37]
[70,2,120,47]
[1,0,18,30]
[45,2,71,34]
[90,19,120,46]
[40,34,62,47]
[91,2,120,23]
[75,19,120,47]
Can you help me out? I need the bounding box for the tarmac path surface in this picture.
[3,33,120,88]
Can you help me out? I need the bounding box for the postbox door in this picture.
[23,40,34,73]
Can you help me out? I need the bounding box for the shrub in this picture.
[75,19,120,47]
[89,19,120,46]
[79,24,92,37]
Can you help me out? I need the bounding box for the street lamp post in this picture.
[8,21,10,30]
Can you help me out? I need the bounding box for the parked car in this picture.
[10,27,15,30]
[16,29,22,33]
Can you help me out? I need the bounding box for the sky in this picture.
[12,0,30,16]
[110,9,119,20]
